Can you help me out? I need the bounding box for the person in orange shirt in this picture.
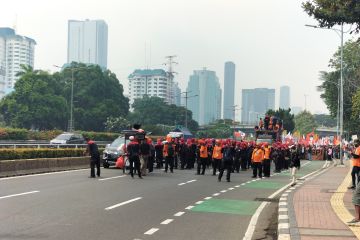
[212,140,222,176]
[259,118,264,130]
[262,144,271,177]
[197,140,208,175]
[252,144,265,178]
[349,141,360,189]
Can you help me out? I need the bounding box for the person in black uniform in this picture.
[179,139,188,170]
[233,143,241,173]
[218,141,235,182]
[127,136,142,179]
[85,137,101,178]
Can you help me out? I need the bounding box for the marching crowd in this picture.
[125,136,301,184]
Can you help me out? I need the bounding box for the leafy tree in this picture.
[266,108,295,132]
[104,116,130,132]
[0,65,67,130]
[128,96,199,132]
[317,40,360,133]
[60,63,129,131]
[302,0,360,33]
[196,120,232,139]
[313,114,337,127]
[294,111,317,134]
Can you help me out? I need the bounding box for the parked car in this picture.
[102,136,125,168]
[50,133,86,144]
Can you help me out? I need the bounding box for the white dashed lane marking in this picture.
[144,228,159,235]
[185,205,194,210]
[195,201,204,205]
[98,175,126,181]
[105,197,142,210]
[178,179,197,186]
[161,219,173,225]
[174,212,185,216]
[204,197,212,200]
[0,190,39,200]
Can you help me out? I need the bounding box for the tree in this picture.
[61,63,129,131]
[128,96,199,132]
[294,111,317,134]
[266,108,295,132]
[317,40,360,133]
[313,114,337,127]
[302,0,360,33]
[0,65,68,130]
[104,116,130,132]
[196,120,232,139]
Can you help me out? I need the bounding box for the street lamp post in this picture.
[305,23,345,165]
[54,65,87,132]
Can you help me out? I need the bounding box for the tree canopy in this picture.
[266,108,295,133]
[196,120,232,139]
[294,110,317,134]
[302,0,360,33]
[0,63,129,131]
[128,96,199,131]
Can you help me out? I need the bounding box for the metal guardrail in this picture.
[0,143,108,149]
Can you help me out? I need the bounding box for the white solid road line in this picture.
[144,228,159,235]
[0,190,39,200]
[174,211,185,216]
[98,175,126,181]
[161,219,174,225]
[105,197,142,210]
[186,179,197,183]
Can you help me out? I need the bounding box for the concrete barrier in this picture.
[0,157,90,178]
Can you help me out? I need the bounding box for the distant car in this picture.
[102,136,125,168]
[50,133,86,145]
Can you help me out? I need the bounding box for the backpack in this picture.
[167,144,174,157]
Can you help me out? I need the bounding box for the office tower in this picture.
[223,61,236,120]
[280,85,290,109]
[187,68,222,125]
[241,88,275,124]
[67,19,108,68]
[0,28,36,97]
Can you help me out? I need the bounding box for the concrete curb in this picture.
[0,157,90,178]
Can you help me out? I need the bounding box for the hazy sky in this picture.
[2,0,357,117]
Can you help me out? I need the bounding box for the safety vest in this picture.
[212,146,222,160]
[200,145,208,158]
[352,146,360,167]
[252,148,264,163]
[264,147,271,160]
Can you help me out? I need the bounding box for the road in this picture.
[0,161,324,240]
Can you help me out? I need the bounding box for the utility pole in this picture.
[164,55,178,104]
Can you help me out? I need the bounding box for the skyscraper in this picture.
[187,68,222,125]
[241,88,275,124]
[0,28,36,98]
[223,61,235,120]
[67,19,108,69]
[279,86,290,109]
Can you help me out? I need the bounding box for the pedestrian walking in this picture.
[140,138,151,176]
[85,137,101,178]
[212,140,222,175]
[127,136,142,179]
[197,140,208,175]
[348,141,360,189]
[251,145,264,178]
[163,141,175,173]
[218,142,235,182]
[348,184,360,224]
[289,145,300,186]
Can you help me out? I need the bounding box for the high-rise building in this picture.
[0,28,36,98]
[187,68,222,125]
[67,19,108,69]
[128,69,176,107]
[241,88,275,124]
[172,82,181,106]
[279,85,290,109]
[223,61,236,120]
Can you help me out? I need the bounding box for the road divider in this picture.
[105,197,142,210]
[0,190,39,200]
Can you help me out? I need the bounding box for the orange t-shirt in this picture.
[264,147,271,160]
[212,146,222,160]
[352,147,360,167]
[252,148,264,162]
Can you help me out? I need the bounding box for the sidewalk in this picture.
[281,161,360,240]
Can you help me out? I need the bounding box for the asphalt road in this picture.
[0,161,324,240]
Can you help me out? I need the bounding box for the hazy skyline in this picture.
[2,0,357,117]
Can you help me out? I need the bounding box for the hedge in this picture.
[0,148,104,161]
[0,128,119,141]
